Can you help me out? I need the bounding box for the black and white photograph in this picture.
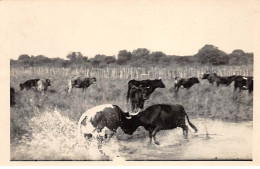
[2,0,260,164]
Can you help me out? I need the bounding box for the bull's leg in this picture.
[175,86,179,93]
[149,131,153,143]
[239,87,242,92]
[234,86,238,92]
[181,125,189,139]
[68,86,73,93]
[144,126,153,144]
[152,127,161,145]
[104,131,115,141]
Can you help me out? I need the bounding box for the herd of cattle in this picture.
[10,73,253,109]
[10,72,253,146]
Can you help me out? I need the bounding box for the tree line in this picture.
[10,44,253,68]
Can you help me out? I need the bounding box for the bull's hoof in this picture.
[154,141,160,145]
[84,133,93,140]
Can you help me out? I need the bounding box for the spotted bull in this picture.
[36,78,51,94]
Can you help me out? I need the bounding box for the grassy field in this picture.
[10,70,253,145]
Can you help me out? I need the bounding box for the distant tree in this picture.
[117,50,132,65]
[231,49,245,56]
[132,48,150,58]
[31,55,50,66]
[104,56,116,64]
[66,52,87,61]
[229,49,253,65]
[90,54,106,66]
[18,54,30,60]
[195,45,229,65]
[149,51,166,62]
[66,52,77,61]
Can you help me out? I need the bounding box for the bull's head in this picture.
[154,78,165,88]
[201,73,210,79]
[46,78,51,86]
[91,77,97,84]
[19,83,24,91]
[193,77,200,84]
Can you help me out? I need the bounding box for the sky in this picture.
[1,0,259,60]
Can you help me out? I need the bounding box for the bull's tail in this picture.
[182,107,198,133]
[185,114,198,133]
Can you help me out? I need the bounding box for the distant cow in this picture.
[235,76,253,93]
[20,79,40,91]
[233,75,254,93]
[10,87,15,106]
[127,86,148,116]
[202,73,218,84]
[68,76,96,93]
[213,75,237,87]
[78,104,198,146]
[245,77,253,93]
[36,78,51,94]
[126,78,165,112]
[174,77,200,93]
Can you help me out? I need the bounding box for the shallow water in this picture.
[11,110,252,161]
[117,118,252,160]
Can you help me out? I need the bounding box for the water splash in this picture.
[11,109,121,160]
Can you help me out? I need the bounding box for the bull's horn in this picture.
[159,77,161,80]
[129,109,141,116]
[125,116,132,119]
[243,77,248,80]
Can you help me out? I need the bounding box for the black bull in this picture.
[174,77,200,93]
[126,79,165,112]
[20,79,40,90]
[78,104,198,145]
[68,76,96,93]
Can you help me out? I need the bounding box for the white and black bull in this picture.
[68,76,96,93]
[78,104,198,146]
[36,78,51,95]
[234,76,253,93]
[174,77,200,93]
